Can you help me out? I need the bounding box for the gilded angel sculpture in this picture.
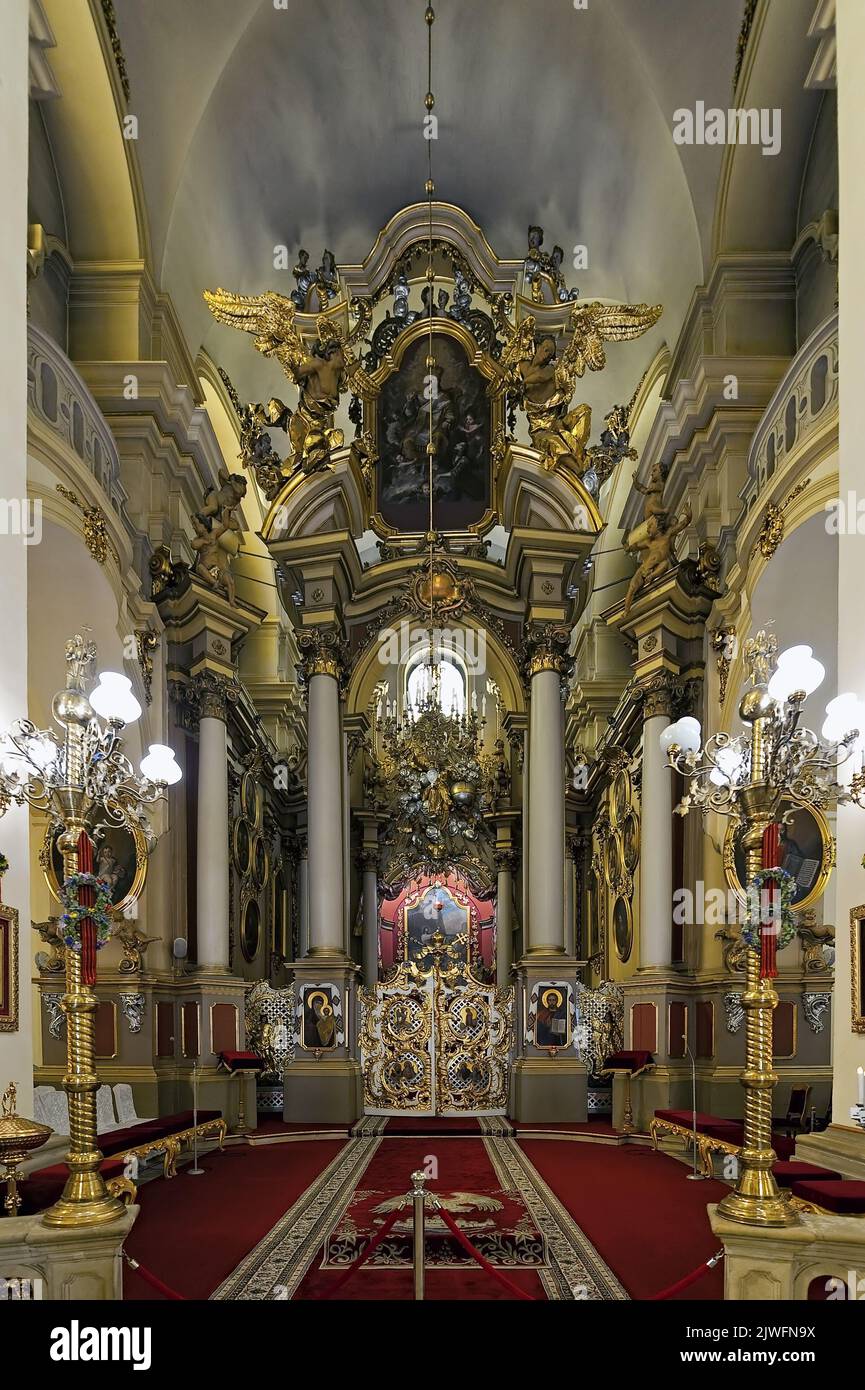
[203,289,372,476]
[494,296,662,476]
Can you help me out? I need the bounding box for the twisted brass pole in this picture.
[716,695,797,1227]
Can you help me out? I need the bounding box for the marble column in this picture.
[638,679,675,972]
[525,630,570,956]
[564,840,576,959]
[300,630,346,958]
[195,672,238,972]
[297,835,309,959]
[359,848,380,986]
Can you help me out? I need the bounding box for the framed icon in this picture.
[42,820,147,918]
[241,898,261,962]
[723,801,834,912]
[852,905,865,1034]
[613,895,633,963]
[233,819,251,878]
[0,904,19,1032]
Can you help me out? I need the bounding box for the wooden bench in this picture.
[649,1109,795,1177]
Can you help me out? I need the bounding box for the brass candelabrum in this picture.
[0,634,180,1227]
[661,629,862,1227]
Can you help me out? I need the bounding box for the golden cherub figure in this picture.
[494,296,661,476]
[623,503,692,616]
[203,289,372,476]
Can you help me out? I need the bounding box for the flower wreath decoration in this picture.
[741,866,797,954]
[59,873,114,952]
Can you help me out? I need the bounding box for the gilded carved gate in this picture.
[359,932,513,1115]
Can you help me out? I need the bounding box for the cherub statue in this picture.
[195,465,247,531]
[495,295,661,476]
[204,290,373,475]
[191,506,242,606]
[32,917,65,975]
[622,503,692,615]
[631,461,668,526]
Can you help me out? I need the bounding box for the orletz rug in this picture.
[212,1134,627,1301]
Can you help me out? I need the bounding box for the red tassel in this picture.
[760,823,780,980]
[76,830,98,986]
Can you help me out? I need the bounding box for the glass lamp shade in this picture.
[709,745,744,787]
[768,645,825,703]
[822,692,865,746]
[90,672,142,725]
[140,743,182,786]
[659,716,702,756]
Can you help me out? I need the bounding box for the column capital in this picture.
[357,846,381,874]
[297,625,349,688]
[169,670,240,727]
[493,845,520,875]
[637,670,700,722]
[522,623,573,691]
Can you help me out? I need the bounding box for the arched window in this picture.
[405,650,466,719]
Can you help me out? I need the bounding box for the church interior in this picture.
[2,0,865,1329]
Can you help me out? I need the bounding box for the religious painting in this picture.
[44,821,146,918]
[376,329,491,533]
[241,772,261,828]
[252,834,269,891]
[241,898,261,962]
[0,905,18,1032]
[300,984,340,1051]
[404,883,469,968]
[613,896,633,963]
[529,982,572,1049]
[233,819,251,878]
[724,801,834,912]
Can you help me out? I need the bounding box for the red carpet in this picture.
[294,1136,546,1301]
[124,1138,345,1300]
[519,1137,726,1299]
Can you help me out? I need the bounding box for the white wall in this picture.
[0,0,33,1112]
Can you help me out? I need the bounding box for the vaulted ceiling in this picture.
[107,0,753,405]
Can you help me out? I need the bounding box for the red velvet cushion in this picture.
[773,1160,842,1188]
[792,1179,865,1213]
[772,1133,795,1160]
[603,1050,654,1072]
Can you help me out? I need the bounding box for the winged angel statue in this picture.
[203,289,373,477]
[493,296,662,475]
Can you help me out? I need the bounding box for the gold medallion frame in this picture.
[722,801,835,912]
[41,819,148,918]
[613,895,633,964]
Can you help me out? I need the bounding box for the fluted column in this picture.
[195,672,238,971]
[638,675,676,971]
[525,627,571,956]
[299,629,346,958]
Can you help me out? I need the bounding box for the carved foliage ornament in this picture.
[523,624,573,688]
[56,485,119,568]
[296,626,349,686]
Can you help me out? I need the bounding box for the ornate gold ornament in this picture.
[752,479,811,562]
[711,625,737,704]
[0,1082,51,1215]
[722,801,835,914]
[99,0,130,101]
[134,630,159,706]
[523,623,573,686]
[204,289,373,478]
[360,933,512,1114]
[55,485,120,568]
[41,816,149,921]
[796,910,834,974]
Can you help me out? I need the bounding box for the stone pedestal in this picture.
[709,1203,865,1300]
[282,960,362,1125]
[0,1208,136,1300]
